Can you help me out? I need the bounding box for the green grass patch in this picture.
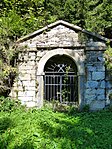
[0,107,112,149]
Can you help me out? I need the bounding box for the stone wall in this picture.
[84,51,106,110]
[10,52,38,107]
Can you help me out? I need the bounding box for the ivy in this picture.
[105,45,112,73]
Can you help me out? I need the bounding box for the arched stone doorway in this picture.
[10,20,108,110]
[37,48,85,108]
[44,55,78,104]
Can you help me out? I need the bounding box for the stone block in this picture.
[86,81,98,89]
[26,61,35,66]
[18,86,36,91]
[87,72,92,81]
[18,53,26,60]
[86,95,96,104]
[19,69,36,75]
[87,66,96,72]
[18,90,35,97]
[25,80,36,86]
[92,72,105,80]
[26,101,36,107]
[29,52,36,56]
[96,89,105,95]
[27,52,36,60]
[18,80,35,87]
[18,64,36,72]
[18,96,33,102]
[37,51,45,57]
[90,100,105,110]
[96,64,105,71]
[18,91,25,97]
[87,55,97,62]
[26,91,36,97]
[85,89,96,95]
[19,73,35,81]
[97,94,105,100]
[100,80,105,88]
[9,90,18,98]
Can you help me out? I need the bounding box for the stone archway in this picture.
[44,54,78,104]
[36,49,85,108]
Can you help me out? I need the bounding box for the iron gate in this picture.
[44,72,78,103]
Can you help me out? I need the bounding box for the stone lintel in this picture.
[36,45,86,50]
[18,46,86,52]
[86,46,106,51]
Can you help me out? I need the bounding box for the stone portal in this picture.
[10,20,112,110]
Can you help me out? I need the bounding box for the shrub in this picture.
[0,96,22,112]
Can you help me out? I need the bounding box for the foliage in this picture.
[0,96,22,112]
[105,45,112,74]
[44,100,78,113]
[0,0,45,95]
[0,0,112,35]
[84,0,112,34]
[62,66,71,101]
[0,12,19,94]
[0,106,112,148]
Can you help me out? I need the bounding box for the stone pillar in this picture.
[17,51,37,107]
[85,50,106,110]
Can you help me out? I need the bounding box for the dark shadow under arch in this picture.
[44,55,78,74]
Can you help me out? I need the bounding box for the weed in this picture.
[0,96,23,112]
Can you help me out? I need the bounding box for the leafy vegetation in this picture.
[0,96,22,112]
[0,104,112,149]
[105,45,112,73]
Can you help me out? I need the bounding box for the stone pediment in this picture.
[17,20,107,49]
[34,24,81,48]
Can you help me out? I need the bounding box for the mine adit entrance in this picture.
[44,55,78,104]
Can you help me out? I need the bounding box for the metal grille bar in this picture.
[44,72,78,104]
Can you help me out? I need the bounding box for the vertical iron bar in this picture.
[74,75,75,102]
[70,76,73,102]
[53,75,55,100]
[46,75,48,100]
[47,75,49,100]
[72,75,74,102]
[57,75,58,100]
[44,75,46,100]
[50,76,51,101]
[60,75,62,103]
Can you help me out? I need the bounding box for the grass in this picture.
[0,107,112,149]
